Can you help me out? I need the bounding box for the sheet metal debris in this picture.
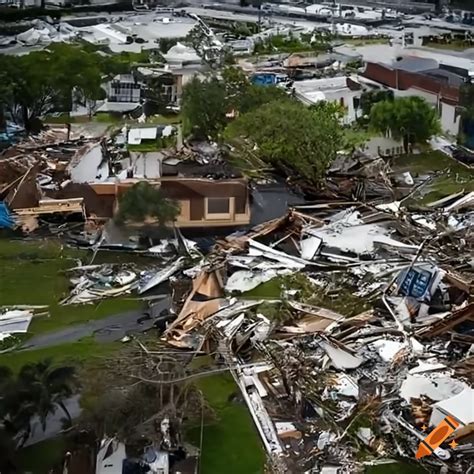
[155,199,473,472]
[2,125,473,472]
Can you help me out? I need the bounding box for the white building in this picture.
[163,42,201,69]
[292,76,361,124]
[106,74,142,103]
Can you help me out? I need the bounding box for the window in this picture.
[206,198,231,220]
[207,198,229,214]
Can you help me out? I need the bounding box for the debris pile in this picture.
[0,306,48,348]
[159,202,473,472]
[62,264,139,305]
[0,129,101,232]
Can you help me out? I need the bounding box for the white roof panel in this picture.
[128,127,158,145]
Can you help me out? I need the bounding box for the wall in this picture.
[394,87,437,106]
[363,135,404,157]
[90,179,251,227]
[294,77,361,124]
[363,63,462,136]
[363,62,460,104]
[324,89,360,124]
[440,101,461,137]
[175,196,250,228]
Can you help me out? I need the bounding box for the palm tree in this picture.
[17,359,78,430]
[0,366,36,452]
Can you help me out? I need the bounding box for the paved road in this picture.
[21,297,170,351]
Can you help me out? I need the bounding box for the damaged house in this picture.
[90,176,250,228]
[0,126,251,231]
[78,141,251,228]
[0,128,92,232]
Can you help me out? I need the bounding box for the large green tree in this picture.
[458,82,474,145]
[182,76,227,140]
[225,100,343,183]
[0,44,139,131]
[369,96,441,152]
[181,67,288,140]
[359,89,394,118]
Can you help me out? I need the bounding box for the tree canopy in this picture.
[181,67,289,140]
[459,82,474,121]
[115,182,180,225]
[0,359,77,463]
[359,89,394,117]
[369,96,441,151]
[225,100,344,183]
[0,43,145,130]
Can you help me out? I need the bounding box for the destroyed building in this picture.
[155,197,473,473]
[0,129,251,232]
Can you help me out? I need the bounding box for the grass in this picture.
[18,437,67,474]
[187,373,265,474]
[242,278,282,299]
[343,37,390,47]
[127,135,176,152]
[425,41,471,52]
[390,150,474,204]
[344,127,375,149]
[0,239,143,336]
[241,274,369,317]
[0,239,84,307]
[366,462,426,473]
[44,112,182,126]
[93,112,123,123]
[146,114,181,125]
[0,337,121,372]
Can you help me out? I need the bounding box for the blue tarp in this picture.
[251,73,287,86]
[0,121,24,146]
[0,202,15,229]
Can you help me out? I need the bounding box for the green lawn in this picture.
[342,37,390,47]
[424,41,471,52]
[0,239,142,336]
[0,337,121,372]
[18,437,67,474]
[241,275,368,317]
[146,114,181,125]
[93,112,124,123]
[44,111,182,126]
[366,462,426,473]
[188,373,265,474]
[391,151,474,204]
[0,239,83,307]
[242,278,282,299]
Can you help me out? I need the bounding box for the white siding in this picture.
[363,136,404,157]
[440,102,461,137]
